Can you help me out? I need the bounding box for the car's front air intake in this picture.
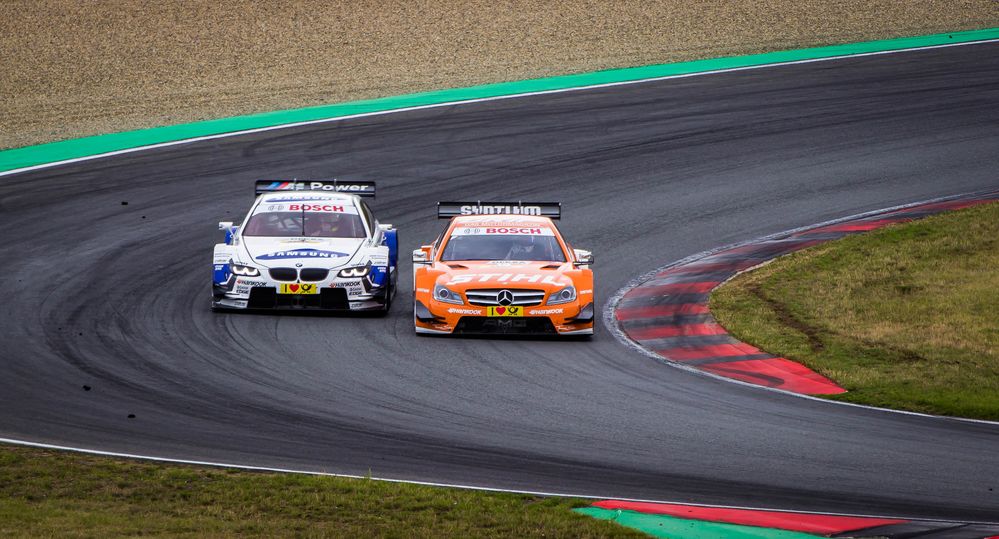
[269,268,297,281]
[465,288,545,307]
[299,268,330,281]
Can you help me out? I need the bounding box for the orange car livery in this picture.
[413,201,594,336]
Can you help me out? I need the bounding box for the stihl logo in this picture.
[485,228,542,234]
[447,273,562,284]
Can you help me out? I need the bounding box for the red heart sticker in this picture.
[496,307,506,315]
[290,284,300,292]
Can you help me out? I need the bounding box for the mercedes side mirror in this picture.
[413,247,430,265]
[218,221,234,231]
[573,249,593,267]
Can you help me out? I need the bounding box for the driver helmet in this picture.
[507,235,536,259]
[305,212,343,237]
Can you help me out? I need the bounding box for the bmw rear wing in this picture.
[437,201,561,219]
[255,180,376,197]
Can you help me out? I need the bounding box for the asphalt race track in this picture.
[1,42,997,521]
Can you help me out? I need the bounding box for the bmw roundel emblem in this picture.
[295,263,304,268]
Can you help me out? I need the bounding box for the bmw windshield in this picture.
[242,203,367,239]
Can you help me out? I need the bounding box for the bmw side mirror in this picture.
[573,249,593,267]
[219,221,237,245]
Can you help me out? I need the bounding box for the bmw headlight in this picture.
[433,283,464,305]
[547,286,576,305]
[338,265,370,278]
[230,263,260,277]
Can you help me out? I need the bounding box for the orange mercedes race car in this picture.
[413,201,594,336]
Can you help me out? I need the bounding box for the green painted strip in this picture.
[575,507,827,539]
[2,28,997,175]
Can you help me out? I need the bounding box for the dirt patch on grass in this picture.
[711,202,999,419]
[748,282,826,353]
[1,1,996,150]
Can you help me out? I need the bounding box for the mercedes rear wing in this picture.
[255,180,376,197]
[437,201,561,219]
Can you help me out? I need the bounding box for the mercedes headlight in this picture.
[547,286,576,305]
[230,263,260,277]
[433,283,464,305]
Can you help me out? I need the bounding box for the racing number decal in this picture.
[486,306,522,317]
[279,283,318,294]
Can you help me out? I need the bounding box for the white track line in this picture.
[3,435,997,525]
[1,38,997,179]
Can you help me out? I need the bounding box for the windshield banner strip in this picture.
[438,201,561,219]
[254,180,376,197]
[450,226,556,236]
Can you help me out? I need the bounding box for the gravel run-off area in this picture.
[1,1,997,150]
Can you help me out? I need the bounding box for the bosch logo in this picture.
[289,204,345,212]
[497,290,514,306]
[485,228,542,234]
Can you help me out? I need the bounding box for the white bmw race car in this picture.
[212,180,398,312]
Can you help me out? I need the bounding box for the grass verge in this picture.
[0,444,640,538]
[710,202,999,420]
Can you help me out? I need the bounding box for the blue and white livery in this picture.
[212,180,398,312]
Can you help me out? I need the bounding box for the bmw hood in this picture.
[241,237,365,268]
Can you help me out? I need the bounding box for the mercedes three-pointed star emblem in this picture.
[497,290,514,306]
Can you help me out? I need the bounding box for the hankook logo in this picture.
[497,290,514,306]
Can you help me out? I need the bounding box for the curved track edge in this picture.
[607,189,999,426]
[1,28,997,176]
